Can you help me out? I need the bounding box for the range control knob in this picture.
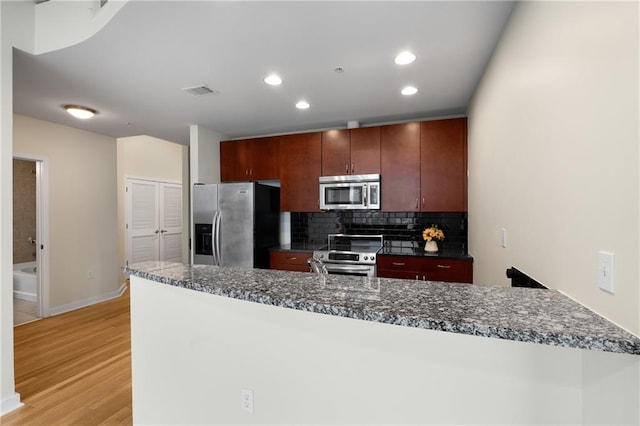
[364,255,369,260]
[371,256,375,261]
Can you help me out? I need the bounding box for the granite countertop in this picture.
[124,261,640,355]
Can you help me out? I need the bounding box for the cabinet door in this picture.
[270,251,311,272]
[381,123,421,211]
[420,118,467,211]
[280,132,322,212]
[350,127,381,175]
[248,136,280,180]
[321,129,350,176]
[220,140,242,182]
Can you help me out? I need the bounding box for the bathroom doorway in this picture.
[13,155,49,325]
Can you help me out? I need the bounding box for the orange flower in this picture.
[422,225,445,241]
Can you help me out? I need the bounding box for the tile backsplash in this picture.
[291,211,467,252]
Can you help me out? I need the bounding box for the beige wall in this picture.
[12,159,36,264]
[116,135,189,279]
[468,2,639,335]
[13,114,120,309]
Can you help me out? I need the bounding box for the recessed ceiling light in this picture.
[64,105,97,119]
[296,101,310,109]
[401,86,418,96]
[264,74,283,85]
[394,51,416,65]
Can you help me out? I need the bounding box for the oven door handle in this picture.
[324,264,374,274]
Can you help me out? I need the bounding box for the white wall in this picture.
[131,276,639,425]
[14,115,120,311]
[0,0,35,415]
[468,1,640,336]
[189,124,224,185]
[116,134,189,278]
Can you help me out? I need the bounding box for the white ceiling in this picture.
[13,1,515,145]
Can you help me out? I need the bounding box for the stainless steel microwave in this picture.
[319,174,380,210]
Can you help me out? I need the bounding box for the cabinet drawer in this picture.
[377,255,472,283]
[270,251,311,272]
[422,259,472,283]
[377,255,425,272]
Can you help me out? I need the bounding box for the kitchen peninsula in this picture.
[126,262,640,425]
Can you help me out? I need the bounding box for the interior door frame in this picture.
[124,176,182,266]
[13,153,50,318]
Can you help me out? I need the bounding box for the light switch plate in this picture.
[597,251,615,294]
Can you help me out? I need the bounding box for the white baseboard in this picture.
[1,392,23,416]
[48,282,128,317]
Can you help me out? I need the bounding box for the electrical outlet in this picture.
[241,388,254,413]
[597,251,614,294]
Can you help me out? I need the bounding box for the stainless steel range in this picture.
[313,234,383,277]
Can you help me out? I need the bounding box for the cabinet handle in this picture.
[415,275,419,280]
[422,197,425,208]
[436,264,451,269]
[287,257,297,260]
[423,275,427,281]
[249,168,253,176]
[345,164,349,174]
[392,262,406,266]
[415,198,419,209]
[351,163,354,174]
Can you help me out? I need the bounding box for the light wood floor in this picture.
[2,288,132,425]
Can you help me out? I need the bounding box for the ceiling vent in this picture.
[182,85,219,96]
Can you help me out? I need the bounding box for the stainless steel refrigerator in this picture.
[193,182,280,269]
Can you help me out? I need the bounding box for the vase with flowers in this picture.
[422,225,445,253]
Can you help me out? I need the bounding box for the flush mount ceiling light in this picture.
[394,51,416,65]
[64,105,97,119]
[296,100,310,110]
[401,86,418,96]
[264,74,283,85]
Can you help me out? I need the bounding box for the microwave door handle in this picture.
[363,183,368,207]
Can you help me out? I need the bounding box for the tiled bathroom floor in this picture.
[14,298,39,326]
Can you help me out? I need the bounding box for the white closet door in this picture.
[127,179,160,264]
[159,183,182,262]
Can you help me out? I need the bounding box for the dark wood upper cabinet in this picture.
[280,132,322,212]
[380,122,421,212]
[220,136,280,182]
[321,129,351,176]
[349,127,381,175]
[321,127,380,176]
[420,118,467,212]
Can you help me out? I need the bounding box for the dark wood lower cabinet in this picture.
[270,251,311,272]
[377,255,472,283]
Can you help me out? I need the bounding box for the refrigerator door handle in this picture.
[211,211,218,266]
[213,210,222,266]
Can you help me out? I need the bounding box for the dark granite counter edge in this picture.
[378,250,474,261]
[124,266,640,355]
[272,243,474,261]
